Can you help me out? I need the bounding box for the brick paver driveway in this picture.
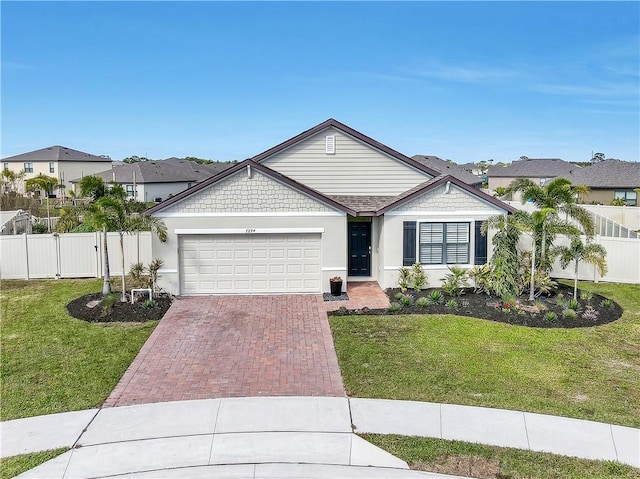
[105,295,345,406]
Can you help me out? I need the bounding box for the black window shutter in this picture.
[403,221,416,266]
[474,221,488,265]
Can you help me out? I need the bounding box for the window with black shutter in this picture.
[402,221,416,266]
[474,221,488,265]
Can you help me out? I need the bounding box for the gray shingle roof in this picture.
[412,156,482,185]
[327,195,397,212]
[488,158,576,178]
[2,146,110,163]
[563,160,640,189]
[71,158,233,184]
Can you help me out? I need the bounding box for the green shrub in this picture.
[567,299,580,311]
[397,267,412,293]
[394,292,405,301]
[445,299,458,309]
[411,263,428,292]
[141,299,156,309]
[545,312,557,321]
[580,290,593,303]
[427,290,443,304]
[554,293,565,306]
[562,308,577,320]
[399,295,412,307]
[388,302,403,312]
[32,221,48,234]
[600,299,613,309]
[466,263,493,295]
[101,293,119,314]
[415,297,429,308]
[440,266,468,297]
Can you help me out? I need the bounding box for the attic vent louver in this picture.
[325,135,335,155]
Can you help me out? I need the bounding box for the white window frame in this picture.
[3,162,8,171]
[125,184,135,198]
[24,162,33,173]
[49,162,55,173]
[417,221,471,265]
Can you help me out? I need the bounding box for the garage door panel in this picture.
[180,233,321,294]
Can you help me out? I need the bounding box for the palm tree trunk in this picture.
[574,260,579,298]
[102,226,111,296]
[529,237,536,301]
[120,232,127,302]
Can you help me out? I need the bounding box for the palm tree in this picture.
[482,211,529,299]
[26,174,60,233]
[87,196,167,300]
[506,177,594,236]
[555,238,607,299]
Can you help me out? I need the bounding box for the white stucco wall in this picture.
[381,184,507,289]
[152,168,348,294]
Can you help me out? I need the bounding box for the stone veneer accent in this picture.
[394,184,502,212]
[163,170,336,213]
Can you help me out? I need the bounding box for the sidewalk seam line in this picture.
[609,424,619,462]
[522,411,531,450]
[71,408,101,449]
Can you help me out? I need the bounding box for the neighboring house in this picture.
[71,158,233,203]
[459,162,485,177]
[564,160,640,206]
[487,158,576,196]
[146,119,514,296]
[1,146,111,196]
[412,155,483,188]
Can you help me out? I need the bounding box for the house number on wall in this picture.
[245,228,256,234]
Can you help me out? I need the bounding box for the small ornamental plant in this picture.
[330,276,342,282]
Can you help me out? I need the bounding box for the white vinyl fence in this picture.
[548,235,640,284]
[517,234,640,285]
[0,232,152,280]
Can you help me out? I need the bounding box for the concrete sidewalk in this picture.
[2,397,638,478]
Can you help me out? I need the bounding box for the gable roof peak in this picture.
[250,118,440,177]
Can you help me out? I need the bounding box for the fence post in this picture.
[24,233,29,280]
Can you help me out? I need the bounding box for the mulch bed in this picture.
[329,284,623,329]
[67,292,173,323]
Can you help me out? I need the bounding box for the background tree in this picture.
[591,152,606,163]
[79,175,106,200]
[25,174,58,197]
[122,156,151,163]
[555,238,607,299]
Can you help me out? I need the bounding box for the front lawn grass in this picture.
[330,282,640,427]
[0,279,157,421]
[0,449,66,479]
[363,434,639,479]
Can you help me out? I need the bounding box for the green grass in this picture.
[330,282,640,427]
[0,279,157,421]
[363,434,639,479]
[0,449,67,479]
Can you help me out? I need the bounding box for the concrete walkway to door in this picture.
[105,295,345,407]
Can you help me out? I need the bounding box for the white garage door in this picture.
[179,233,322,294]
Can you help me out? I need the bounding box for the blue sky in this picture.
[2,1,639,164]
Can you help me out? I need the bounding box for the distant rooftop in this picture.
[487,158,576,178]
[412,155,482,185]
[2,146,110,163]
[71,158,234,184]
[563,160,640,189]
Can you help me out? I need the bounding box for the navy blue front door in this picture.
[348,222,371,276]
